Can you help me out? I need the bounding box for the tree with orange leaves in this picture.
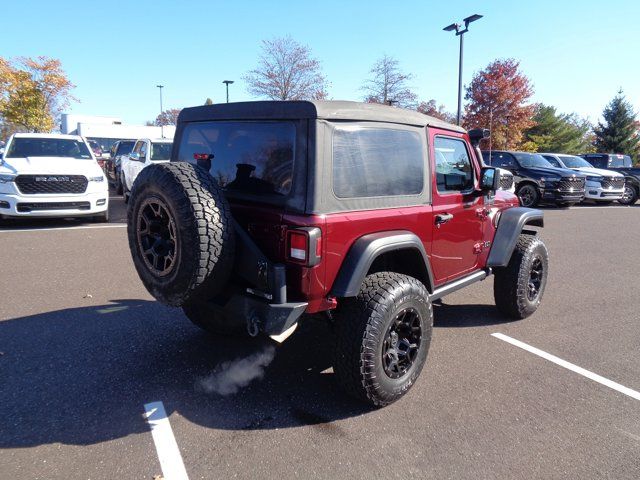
[0,56,76,136]
[463,59,536,150]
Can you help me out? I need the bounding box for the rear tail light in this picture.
[287,227,322,267]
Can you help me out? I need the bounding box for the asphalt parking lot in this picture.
[1,196,639,480]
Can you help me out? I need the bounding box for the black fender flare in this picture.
[487,207,544,267]
[330,231,434,297]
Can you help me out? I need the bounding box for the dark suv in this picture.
[126,101,549,406]
[482,150,586,207]
[106,140,136,194]
[580,153,640,205]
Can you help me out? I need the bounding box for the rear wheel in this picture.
[127,162,235,306]
[517,184,539,207]
[333,272,432,407]
[494,234,549,319]
[619,184,638,205]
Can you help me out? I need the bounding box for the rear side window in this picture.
[543,155,561,168]
[332,126,424,198]
[434,137,474,192]
[177,121,295,196]
[151,143,172,161]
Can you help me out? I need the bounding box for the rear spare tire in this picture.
[127,162,235,306]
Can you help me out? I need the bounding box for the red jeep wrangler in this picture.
[127,101,548,406]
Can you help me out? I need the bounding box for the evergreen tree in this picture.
[525,104,592,154]
[594,91,639,159]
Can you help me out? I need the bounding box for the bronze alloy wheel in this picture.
[136,197,179,277]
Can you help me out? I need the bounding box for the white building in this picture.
[61,113,175,154]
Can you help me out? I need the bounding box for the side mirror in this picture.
[129,152,140,161]
[480,167,500,193]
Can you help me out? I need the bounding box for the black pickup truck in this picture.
[580,153,640,205]
[482,150,586,207]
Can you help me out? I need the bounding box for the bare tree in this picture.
[243,36,328,100]
[362,55,417,108]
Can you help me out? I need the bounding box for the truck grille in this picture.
[15,175,88,195]
[601,177,624,189]
[16,201,91,212]
[558,177,585,192]
[499,174,514,190]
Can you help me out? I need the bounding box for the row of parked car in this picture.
[484,151,639,207]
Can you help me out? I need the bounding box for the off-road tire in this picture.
[333,272,432,407]
[517,184,540,208]
[127,162,235,307]
[619,184,638,205]
[494,234,549,319]
[182,299,248,337]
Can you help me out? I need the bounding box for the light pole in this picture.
[222,80,234,103]
[443,14,483,126]
[156,84,164,138]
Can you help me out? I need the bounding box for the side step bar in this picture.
[430,269,492,301]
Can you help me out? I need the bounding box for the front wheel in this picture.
[333,272,432,407]
[619,184,639,205]
[494,234,549,319]
[517,184,540,208]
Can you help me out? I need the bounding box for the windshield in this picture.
[559,155,592,168]
[151,143,172,161]
[513,152,553,168]
[115,141,135,156]
[177,121,295,196]
[6,138,92,159]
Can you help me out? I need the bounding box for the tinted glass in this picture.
[87,137,122,153]
[332,126,423,198]
[513,152,553,168]
[434,137,474,192]
[116,141,135,156]
[543,155,561,167]
[622,155,632,167]
[6,138,92,159]
[558,155,592,168]
[485,152,515,168]
[178,121,295,196]
[151,142,172,161]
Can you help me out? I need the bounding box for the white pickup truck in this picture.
[120,138,173,202]
[0,133,109,222]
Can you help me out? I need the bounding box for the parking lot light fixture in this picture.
[156,84,164,138]
[223,80,234,103]
[443,14,483,126]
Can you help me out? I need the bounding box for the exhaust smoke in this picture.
[199,345,276,395]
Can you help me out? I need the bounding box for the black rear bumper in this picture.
[202,293,308,336]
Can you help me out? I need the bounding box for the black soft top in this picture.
[178,100,466,132]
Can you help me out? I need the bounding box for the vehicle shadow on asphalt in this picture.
[433,301,512,328]
[0,299,370,448]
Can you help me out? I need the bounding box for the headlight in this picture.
[0,173,15,183]
[586,175,601,182]
[88,176,105,182]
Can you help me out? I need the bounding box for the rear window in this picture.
[151,142,172,161]
[332,126,424,198]
[116,141,135,156]
[177,121,295,196]
[6,137,92,159]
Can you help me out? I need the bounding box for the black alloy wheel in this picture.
[136,197,178,276]
[517,185,538,208]
[382,308,422,379]
[527,257,544,302]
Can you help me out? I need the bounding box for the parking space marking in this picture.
[492,333,640,401]
[0,224,126,233]
[144,401,189,480]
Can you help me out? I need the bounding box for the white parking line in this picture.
[0,224,126,233]
[491,333,640,401]
[143,401,189,480]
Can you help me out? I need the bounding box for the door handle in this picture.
[435,213,454,225]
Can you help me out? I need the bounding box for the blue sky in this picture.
[2,0,639,125]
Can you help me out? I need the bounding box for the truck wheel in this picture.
[493,234,548,319]
[182,299,248,336]
[619,184,638,205]
[517,184,539,208]
[127,162,235,307]
[333,272,432,407]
